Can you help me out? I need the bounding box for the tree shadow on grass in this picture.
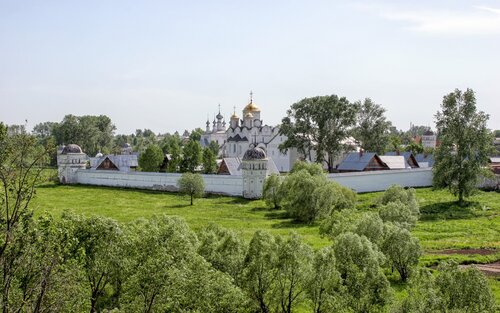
[420,201,478,221]
[271,219,315,229]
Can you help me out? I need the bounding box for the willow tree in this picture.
[433,89,494,206]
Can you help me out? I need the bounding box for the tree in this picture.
[381,224,421,282]
[202,147,217,174]
[308,247,345,313]
[63,213,124,313]
[262,174,282,209]
[333,232,391,312]
[435,262,495,312]
[311,181,356,220]
[279,169,328,223]
[353,98,392,154]
[279,95,358,172]
[138,144,163,172]
[405,141,424,155]
[52,115,116,156]
[395,267,442,313]
[177,173,205,205]
[433,88,494,205]
[377,185,419,229]
[0,123,55,313]
[493,129,500,138]
[242,231,278,313]
[274,233,313,313]
[181,140,202,173]
[208,140,220,156]
[197,223,246,283]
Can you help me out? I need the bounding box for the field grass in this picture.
[31,183,500,303]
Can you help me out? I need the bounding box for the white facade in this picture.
[242,155,268,199]
[201,93,297,172]
[421,131,437,148]
[57,144,88,184]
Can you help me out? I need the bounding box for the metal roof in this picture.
[337,152,378,171]
[90,154,138,172]
[415,154,435,167]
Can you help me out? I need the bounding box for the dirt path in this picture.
[429,248,500,276]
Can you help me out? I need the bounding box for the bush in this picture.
[377,185,419,217]
[378,201,419,230]
[289,161,324,175]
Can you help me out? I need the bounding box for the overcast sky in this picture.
[1,0,499,134]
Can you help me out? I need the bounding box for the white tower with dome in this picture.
[57,144,88,184]
[242,145,268,199]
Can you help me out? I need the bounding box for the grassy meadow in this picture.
[31,183,500,301]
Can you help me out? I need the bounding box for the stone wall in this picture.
[327,168,433,193]
[75,170,243,196]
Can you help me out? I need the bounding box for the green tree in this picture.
[493,129,500,138]
[279,95,358,172]
[395,267,442,313]
[433,88,494,205]
[279,169,328,223]
[262,174,282,209]
[381,224,421,282]
[405,141,424,155]
[208,140,220,156]
[308,247,345,313]
[202,147,217,174]
[436,262,495,312]
[275,233,313,313]
[138,144,164,172]
[63,214,124,313]
[353,98,392,154]
[242,231,278,313]
[311,181,356,220]
[333,232,391,312]
[52,115,116,156]
[197,223,247,283]
[181,140,202,173]
[177,173,205,205]
[0,123,55,313]
[289,161,324,175]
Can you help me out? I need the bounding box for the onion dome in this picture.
[243,146,267,160]
[61,144,83,154]
[95,152,103,158]
[243,101,260,113]
[216,112,224,120]
[243,91,261,113]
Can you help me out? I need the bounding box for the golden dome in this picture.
[243,101,260,113]
[231,112,239,119]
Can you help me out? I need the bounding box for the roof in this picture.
[61,144,83,154]
[489,157,500,163]
[227,134,249,142]
[379,155,407,169]
[423,130,435,136]
[337,152,378,171]
[90,154,138,172]
[385,151,417,168]
[243,147,267,160]
[218,157,279,176]
[415,154,435,167]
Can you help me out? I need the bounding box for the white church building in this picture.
[201,93,298,172]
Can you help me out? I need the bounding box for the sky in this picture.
[1,0,499,134]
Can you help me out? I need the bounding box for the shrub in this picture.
[379,201,418,230]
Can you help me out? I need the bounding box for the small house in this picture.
[385,151,419,168]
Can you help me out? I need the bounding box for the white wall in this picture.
[76,170,243,196]
[327,168,433,193]
[74,168,433,196]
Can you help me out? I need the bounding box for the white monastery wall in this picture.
[327,168,433,193]
[74,168,433,196]
[75,170,243,196]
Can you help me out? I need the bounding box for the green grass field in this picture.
[31,183,500,302]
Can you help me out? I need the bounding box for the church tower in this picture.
[242,145,268,199]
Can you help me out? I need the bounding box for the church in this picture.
[201,93,298,172]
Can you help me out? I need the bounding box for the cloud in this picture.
[357,3,500,35]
